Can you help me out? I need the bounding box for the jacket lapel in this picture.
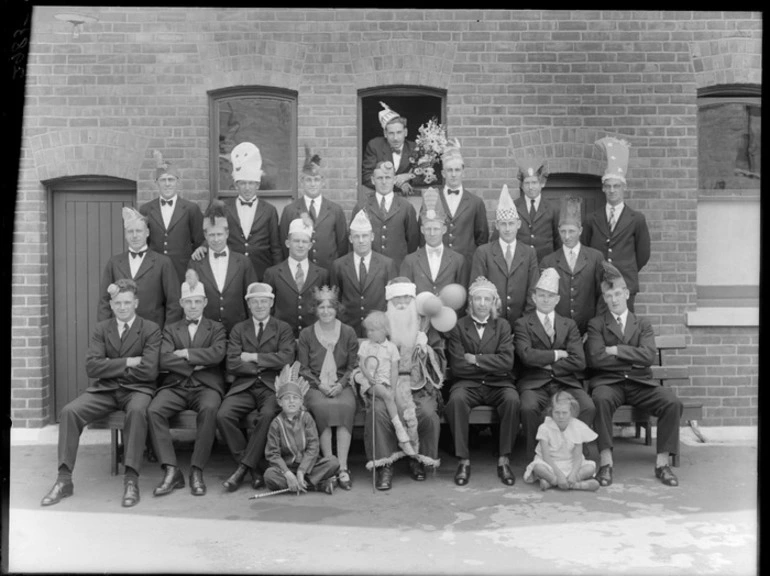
[314,198,330,226]
[491,242,509,276]
[165,198,185,232]
[605,312,625,343]
[462,318,482,350]
[572,248,587,275]
[177,319,192,349]
[107,319,123,353]
[248,201,270,239]
[595,209,611,239]
[611,206,632,237]
[191,317,209,348]
[416,248,432,280]
[147,200,166,232]
[259,317,277,349]
[363,253,380,291]
[528,315,552,348]
[508,244,526,276]
[452,191,471,221]
[623,312,638,343]
[197,258,220,295]
[279,261,299,294]
[515,198,531,225]
[301,263,319,294]
[133,250,156,281]
[121,317,141,354]
[221,252,239,294]
[115,253,132,281]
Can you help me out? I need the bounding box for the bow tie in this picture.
[447,188,460,195]
[213,250,227,259]
[186,318,199,326]
[160,198,173,207]
[130,250,146,259]
[474,320,488,330]
[239,199,255,208]
[391,148,402,154]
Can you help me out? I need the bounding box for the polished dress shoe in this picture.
[655,465,679,487]
[497,463,515,486]
[153,465,185,497]
[223,464,248,492]
[454,462,471,486]
[375,465,393,491]
[41,480,74,507]
[409,460,426,481]
[250,469,265,490]
[190,468,207,496]
[122,478,140,507]
[337,469,352,491]
[596,464,613,487]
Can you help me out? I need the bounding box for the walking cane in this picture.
[363,356,380,494]
[249,487,292,499]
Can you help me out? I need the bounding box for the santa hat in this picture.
[596,136,630,184]
[121,206,146,228]
[231,142,263,182]
[495,184,519,222]
[287,213,314,240]
[558,196,583,228]
[385,277,417,301]
[152,149,180,181]
[349,209,373,233]
[419,187,447,224]
[275,362,310,400]
[301,145,322,176]
[535,268,560,294]
[516,156,548,180]
[600,261,627,292]
[203,199,228,231]
[181,269,206,300]
[378,101,401,130]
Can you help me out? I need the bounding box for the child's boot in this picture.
[392,417,417,456]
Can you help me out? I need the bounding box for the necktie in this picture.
[213,250,226,259]
[543,315,555,343]
[295,262,305,290]
[186,318,199,326]
[379,195,387,213]
[391,147,402,154]
[240,198,254,208]
[529,198,536,222]
[160,198,173,207]
[609,207,616,232]
[616,315,624,335]
[309,199,317,221]
[447,188,460,195]
[120,322,128,341]
[256,321,264,342]
[358,257,367,291]
[130,250,146,259]
[505,243,513,272]
[568,249,576,271]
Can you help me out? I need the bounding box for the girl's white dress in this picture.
[523,416,598,483]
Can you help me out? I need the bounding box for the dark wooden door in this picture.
[542,173,604,221]
[50,179,136,417]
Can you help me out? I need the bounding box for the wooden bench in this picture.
[89,334,703,474]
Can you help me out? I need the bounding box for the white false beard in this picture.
[387,300,418,353]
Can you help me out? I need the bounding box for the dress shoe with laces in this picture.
[596,464,613,487]
[153,465,185,497]
[454,462,471,486]
[655,465,679,487]
[409,460,426,481]
[337,469,352,491]
[223,464,248,492]
[40,480,74,507]
[497,463,515,486]
[190,468,207,496]
[375,465,393,491]
[250,469,265,490]
[122,478,140,507]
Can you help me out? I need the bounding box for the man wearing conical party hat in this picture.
[278,145,349,272]
[361,101,421,195]
[513,267,596,464]
[329,208,399,338]
[146,269,227,497]
[98,206,182,330]
[401,187,469,295]
[470,184,540,330]
[540,195,608,335]
[583,137,651,312]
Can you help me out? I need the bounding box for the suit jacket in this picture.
[98,249,182,330]
[351,194,419,270]
[469,241,540,330]
[263,260,331,339]
[189,250,258,334]
[444,315,515,387]
[540,245,606,335]
[423,189,489,265]
[225,316,297,396]
[399,246,469,296]
[297,321,360,389]
[584,311,657,390]
[361,137,420,190]
[139,197,205,282]
[278,197,349,272]
[513,311,585,391]
[223,197,283,281]
[330,251,398,338]
[583,204,651,295]
[513,196,562,262]
[85,316,161,395]
[158,317,227,396]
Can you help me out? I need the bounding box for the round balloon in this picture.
[422,294,443,316]
[430,306,457,333]
[415,292,436,317]
[439,283,467,311]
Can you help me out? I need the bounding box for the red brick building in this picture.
[12,8,761,427]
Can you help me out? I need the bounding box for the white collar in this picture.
[376,191,394,201]
[607,202,625,214]
[159,194,178,204]
[209,246,229,259]
[289,256,309,268]
[498,238,516,253]
[238,196,258,207]
[356,251,372,265]
[563,242,581,256]
[444,185,464,195]
[426,244,443,254]
[536,309,554,325]
[526,194,541,209]
[253,315,270,328]
[129,245,148,255]
[614,309,629,325]
[118,315,136,331]
[304,195,322,207]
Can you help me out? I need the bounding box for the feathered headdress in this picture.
[275,361,310,399]
[203,199,228,231]
[302,145,322,176]
[600,261,627,292]
[441,138,463,165]
[153,149,179,181]
[419,187,447,224]
[287,212,314,239]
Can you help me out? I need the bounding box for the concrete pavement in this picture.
[8,425,758,574]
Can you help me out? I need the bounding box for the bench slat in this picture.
[650,365,690,380]
[654,334,686,349]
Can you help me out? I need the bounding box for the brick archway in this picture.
[690,37,762,88]
[350,40,457,90]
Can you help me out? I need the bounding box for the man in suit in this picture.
[586,262,682,487]
[41,279,161,508]
[139,150,206,283]
[540,196,606,335]
[513,268,594,462]
[264,215,330,338]
[513,157,561,262]
[98,207,182,330]
[362,101,420,195]
[147,270,227,497]
[401,188,469,295]
[470,185,539,331]
[583,137,651,312]
[444,276,519,487]
[278,146,348,272]
[352,160,419,270]
[188,200,258,334]
[421,142,489,266]
[330,209,398,337]
[217,283,297,492]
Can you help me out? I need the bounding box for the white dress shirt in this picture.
[128,245,148,278]
[563,242,581,269]
[615,309,629,335]
[375,192,394,213]
[160,194,177,229]
[187,316,200,341]
[304,195,322,215]
[470,315,489,339]
[237,196,258,238]
[426,244,443,281]
[498,238,517,260]
[527,194,542,215]
[117,315,136,339]
[288,256,310,286]
[606,202,625,226]
[391,149,403,171]
[208,246,229,292]
[443,185,463,217]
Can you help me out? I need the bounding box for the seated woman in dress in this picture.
[297,286,360,490]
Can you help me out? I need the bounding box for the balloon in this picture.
[430,306,457,333]
[415,292,437,317]
[439,283,467,311]
[422,295,442,317]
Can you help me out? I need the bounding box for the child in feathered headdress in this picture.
[263,362,341,495]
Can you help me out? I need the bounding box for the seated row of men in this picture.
[41,258,683,508]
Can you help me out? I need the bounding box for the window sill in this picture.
[686,307,759,327]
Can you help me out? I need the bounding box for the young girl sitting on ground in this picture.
[355,311,417,456]
[523,390,600,491]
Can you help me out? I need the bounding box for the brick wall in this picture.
[13,8,762,427]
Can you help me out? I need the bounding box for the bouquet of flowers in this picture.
[409,117,449,186]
